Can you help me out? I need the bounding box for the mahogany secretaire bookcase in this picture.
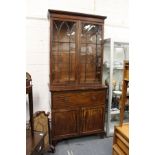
[48,10,107,146]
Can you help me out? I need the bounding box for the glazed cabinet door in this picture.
[52,108,79,139]
[51,19,77,85]
[80,105,105,135]
[79,22,103,84]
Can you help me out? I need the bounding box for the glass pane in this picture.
[80,45,87,64]
[59,64,69,82]
[51,62,58,83]
[80,43,102,83]
[53,20,76,42]
[69,62,76,82]
[80,22,102,84]
[81,23,102,44]
[51,20,77,84]
[52,63,76,83]
[79,63,98,83]
[86,64,96,81]
[51,41,76,83]
[79,64,86,82]
[80,44,96,64]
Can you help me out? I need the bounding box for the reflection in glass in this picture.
[81,23,102,44]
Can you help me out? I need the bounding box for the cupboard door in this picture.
[52,108,79,139]
[79,22,103,84]
[51,20,77,84]
[80,105,105,135]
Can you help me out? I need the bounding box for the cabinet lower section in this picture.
[51,88,107,144]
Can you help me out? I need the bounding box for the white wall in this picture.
[26,0,129,120]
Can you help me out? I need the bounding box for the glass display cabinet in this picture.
[103,38,129,136]
[49,10,107,149]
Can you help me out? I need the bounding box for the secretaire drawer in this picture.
[52,90,106,108]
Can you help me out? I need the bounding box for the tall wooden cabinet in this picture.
[48,10,107,146]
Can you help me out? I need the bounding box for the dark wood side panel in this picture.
[52,108,79,139]
[80,105,105,135]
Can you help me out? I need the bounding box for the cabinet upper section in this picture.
[48,10,107,91]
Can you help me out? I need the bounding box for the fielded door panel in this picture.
[80,105,105,135]
[52,108,79,139]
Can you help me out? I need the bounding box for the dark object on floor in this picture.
[26,130,45,155]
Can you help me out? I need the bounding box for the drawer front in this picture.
[116,138,128,154]
[115,133,129,155]
[113,144,126,155]
[113,149,118,155]
[52,90,106,108]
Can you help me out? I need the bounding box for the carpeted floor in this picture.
[44,136,113,155]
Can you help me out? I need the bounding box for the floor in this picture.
[44,136,113,155]
[104,110,129,136]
